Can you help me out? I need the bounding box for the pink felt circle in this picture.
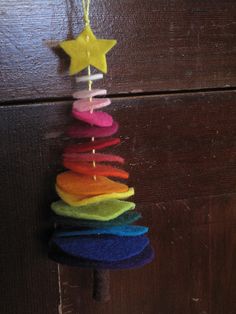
[72,110,113,127]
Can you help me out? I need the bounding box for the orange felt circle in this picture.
[56,171,128,196]
[63,160,129,179]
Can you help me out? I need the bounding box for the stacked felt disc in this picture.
[49,87,154,269]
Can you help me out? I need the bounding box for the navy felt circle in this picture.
[51,235,149,262]
[49,244,154,270]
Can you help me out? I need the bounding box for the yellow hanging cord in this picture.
[82,0,97,180]
[82,0,91,26]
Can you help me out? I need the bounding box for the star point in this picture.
[60,26,117,75]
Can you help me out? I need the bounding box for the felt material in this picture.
[52,210,142,228]
[60,25,117,75]
[56,185,134,206]
[51,199,135,221]
[73,98,111,112]
[72,110,113,127]
[67,121,119,138]
[56,171,128,196]
[64,138,120,154]
[76,73,103,82]
[73,89,107,99]
[63,160,129,179]
[54,226,148,237]
[49,244,154,270]
[51,235,149,261]
[63,153,124,164]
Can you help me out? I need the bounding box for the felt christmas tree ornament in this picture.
[49,0,153,302]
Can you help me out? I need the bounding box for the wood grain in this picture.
[1,90,236,313]
[0,0,236,102]
[0,106,61,313]
[59,195,236,314]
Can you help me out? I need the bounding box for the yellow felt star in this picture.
[60,26,117,75]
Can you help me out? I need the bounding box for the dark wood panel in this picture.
[60,194,236,314]
[117,90,236,203]
[1,90,236,313]
[0,0,235,102]
[0,105,61,314]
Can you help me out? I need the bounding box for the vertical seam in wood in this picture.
[209,197,212,314]
[57,264,63,314]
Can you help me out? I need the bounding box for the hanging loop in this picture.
[82,0,91,26]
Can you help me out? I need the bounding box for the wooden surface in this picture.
[0,104,61,313]
[0,0,236,102]
[1,91,236,313]
[1,1,236,313]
